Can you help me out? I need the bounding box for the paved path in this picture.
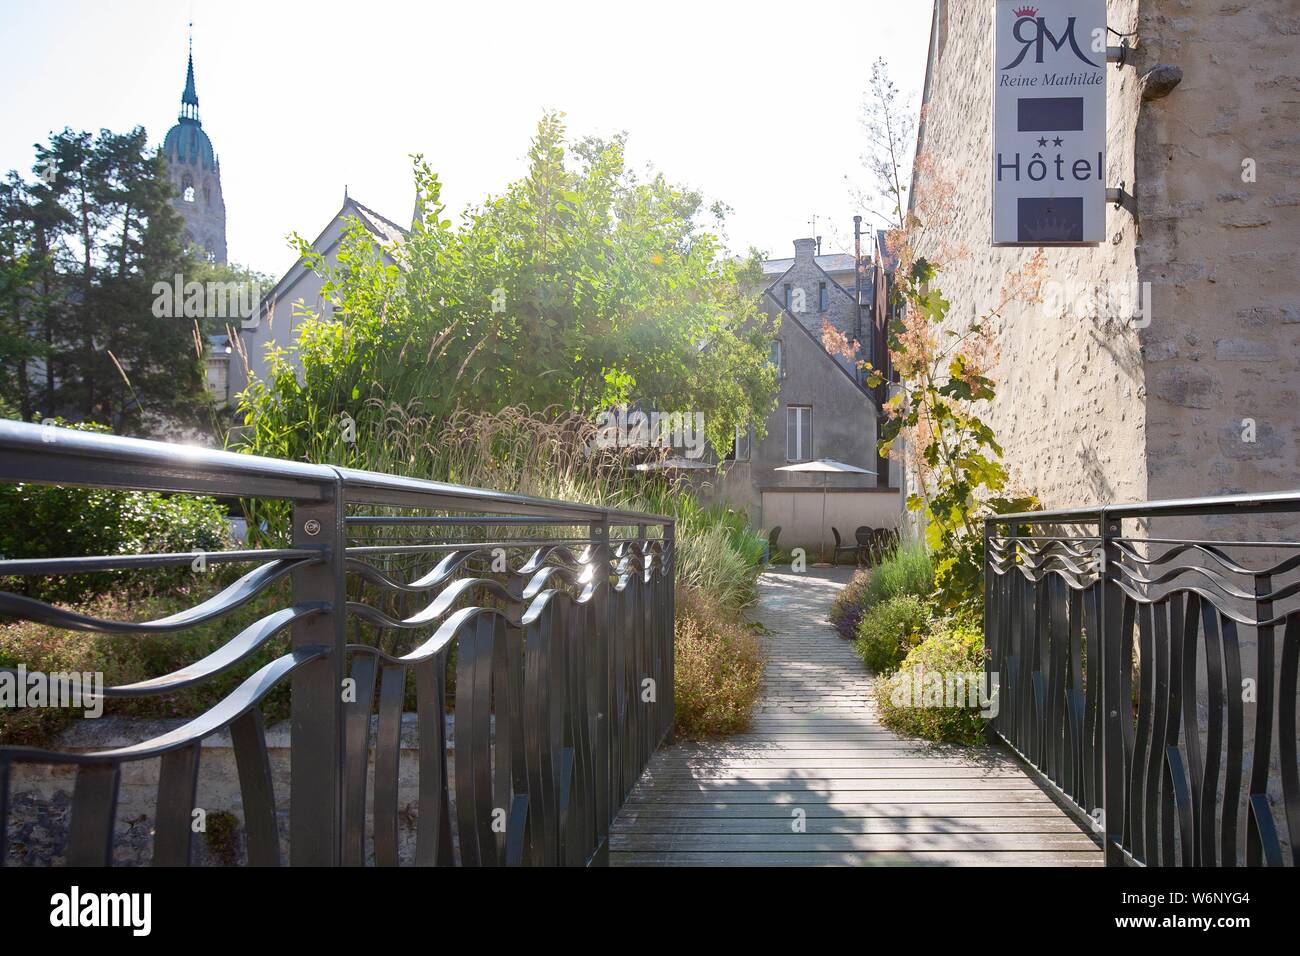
[611,568,1101,866]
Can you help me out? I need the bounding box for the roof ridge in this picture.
[763,289,878,407]
[347,197,409,237]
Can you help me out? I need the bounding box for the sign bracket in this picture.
[1105,182,1136,217]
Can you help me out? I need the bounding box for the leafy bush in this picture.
[829,568,874,638]
[855,594,930,674]
[864,539,933,606]
[830,539,933,640]
[673,586,764,738]
[0,483,231,604]
[876,615,988,745]
[0,574,290,746]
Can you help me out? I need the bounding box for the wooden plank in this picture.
[653,763,1027,772]
[611,850,1102,867]
[611,833,1101,852]
[629,778,1046,791]
[614,802,1069,819]
[639,767,1034,779]
[621,789,1060,805]
[611,816,1090,834]
[610,569,1095,867]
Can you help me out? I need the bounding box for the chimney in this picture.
[853,215,864,359]
[853,215,863,305]
[793,237,817,260]
[816,236,822,255]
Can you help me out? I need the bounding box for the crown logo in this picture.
[1022,211,1079,242]
[1013,5,1038,17]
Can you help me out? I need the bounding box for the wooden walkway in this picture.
[611,567,1101,866]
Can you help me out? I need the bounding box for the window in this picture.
[182,174,195,203]
[783,283,792,310]
[769,339,783,379]
[786,405,812,462]
[818,282,828,312]
[733,424,752,462]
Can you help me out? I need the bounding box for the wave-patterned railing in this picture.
[985,491,1300,867]
[0,420,674,866]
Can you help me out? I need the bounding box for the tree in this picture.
[856,56,918,233]
[0,128,209,432]
[825,61,1040,608]
[239,113,778,466]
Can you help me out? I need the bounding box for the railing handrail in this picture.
[986,487,1300,525]
[0,418,677,867]
[0,420,672,525]
[984,490,1300,868]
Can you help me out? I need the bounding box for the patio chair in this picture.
[872,527,900,564]
[831,527,860,565]
[764,526,782,565]
[854,526,876,566]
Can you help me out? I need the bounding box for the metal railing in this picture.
[985,492,1300,867]
[0,420,675,866]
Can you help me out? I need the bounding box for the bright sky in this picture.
[0,0,932,277]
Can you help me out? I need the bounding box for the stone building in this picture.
[162,45,227,264]
[902,0,1300,522]
[232,195,407,400]
[712,227,899,553]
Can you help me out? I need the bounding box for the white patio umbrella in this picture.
[627,457,717,472]
[774,458,876,566]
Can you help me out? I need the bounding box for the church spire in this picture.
[180,25,200,124]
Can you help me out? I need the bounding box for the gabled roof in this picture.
[761,252,860,277]
[344,197,409,246]
[762,251,873,309]
[762,289,879,409]
[247,196,407,325]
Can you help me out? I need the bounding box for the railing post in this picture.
[589,516,611,864]
[1099,511,1125,866]
[289,484,347,865]
[983,519,995,742]
[664,520,676,746]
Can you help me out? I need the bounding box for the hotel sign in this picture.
[992,0,1106,245]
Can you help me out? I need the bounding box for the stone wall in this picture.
[911,0,1299,860]
[911,0,1148,511]
[170,165,227,265]
[771,238,865,376]
[912,0,1300,515]
[5,716,454,866]
[1134,0,1300,516]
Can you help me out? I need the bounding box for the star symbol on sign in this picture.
[1037,137,1048,147]
[1053,136,1064,146]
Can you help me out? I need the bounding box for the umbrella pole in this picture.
[819,474,829,565]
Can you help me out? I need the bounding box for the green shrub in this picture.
[0,420,232,604]
[855,594,930,674]
[0,575,290,746]
[0,484,232,604]
[829,539,932,640]
[829,568,874,638]
[876,615,988,745]
[673,586,765,738]
[863,538,933,606]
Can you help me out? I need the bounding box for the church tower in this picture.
[162,37,227,263]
